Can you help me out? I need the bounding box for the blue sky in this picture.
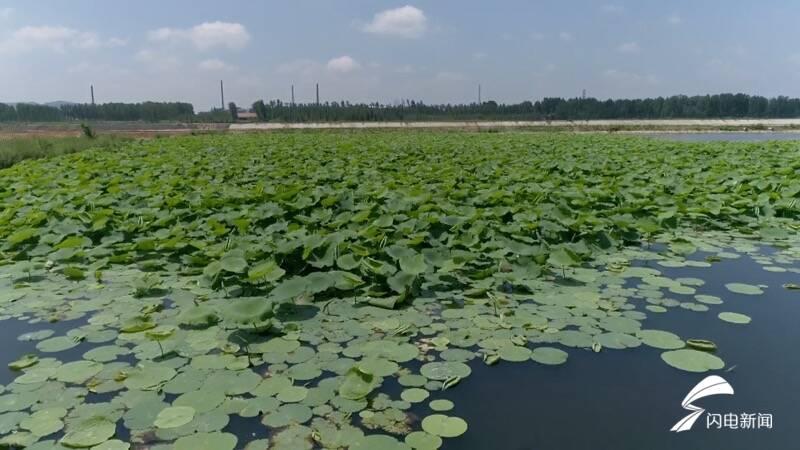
[1,1,799,110]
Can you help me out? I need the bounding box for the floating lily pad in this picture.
[420,362,471,381]
[636,330,684,350]
[428,399,454,412]
[421,414,468,438]
[8,354,39,370]
[686,339,717,352]
[351,434,410,450]
[222,298,274,324]
[405,431,442,450]
[154,406,195,429]
[530,347,568,365]
[400,388,430,403]
[498,345,533,362]
[60,416,116,448]
[276,386,308,403]
[339,367,379,400]
[178,306,220,328]
[718,312,752,324]
[37,336,80,353]
[174,432,237,450]
[724,283,763,295]
[261,404,312,428]
[56,361,103,384]
[661,349,725,373]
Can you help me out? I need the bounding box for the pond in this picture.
[2,238,798,450]
[1,133,798,450]
[440,246,800,450]
[645,132,800,142]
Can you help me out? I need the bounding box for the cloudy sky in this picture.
[1,1,799,110]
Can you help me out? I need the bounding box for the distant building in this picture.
[237,111,258,121]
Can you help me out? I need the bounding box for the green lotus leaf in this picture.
[220,250,248,274]
[261,404,312,428]
[8,354,39,371]
[222,297,275,324]
[399,253,427,275]
[145,326,176,341]
[400,388,430,403]
[718,312,752,324]
[174,432,237,450]
[119,315,156,333]
[421,414,468,438]
[498,345,533,362]
[636,330,685,350]
[60,416,116,448]
[351,434,410,450]
[428,399,454,412]
[724,283,764,295]
[530,347,569,365]
[247,260,286,283]
[8,228,38,245]
[339,366,380,400]
[405,431,442,450]
[661,349,725,373]
[36,336,81,353]
[178,305,220,328]
[55,360,103,384]
[686,339,717,352]
[420,362,471,381]
[154,406,195,429]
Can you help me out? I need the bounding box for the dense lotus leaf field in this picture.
[0,132,799,449]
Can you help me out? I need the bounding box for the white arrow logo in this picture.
[670,375,734,432]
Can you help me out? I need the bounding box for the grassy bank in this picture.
[0,135,132,169]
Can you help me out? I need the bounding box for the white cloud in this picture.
[135,49,180,71]
[0,7,13,19]
[667,14,682,25]
[363,5,427,38]
[0,26,126,53]
[198,58,236,71]
[67,61,130,76]
[558,31,574,42]
[788,53,800,65]
[148,21,250,50]
[616,41,640,54]
[530,32,545,41]
[602,4,625,14]
[327,55,360,73]
[472,51,487,61]
[106,37,129,47]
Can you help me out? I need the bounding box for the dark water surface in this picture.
[646,132,800,142]
[439,251,800,450]
[2,250,798,450]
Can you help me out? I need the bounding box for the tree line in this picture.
[0,102,194,122]
[3,93,800,123]
[251,94,800,122]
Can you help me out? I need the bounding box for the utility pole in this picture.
[582,89,586,100]
[291,85,295,105]
[90,85,95,105]
[315,83,320,105]
[220,80,225,110]
[478,84,481,104]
